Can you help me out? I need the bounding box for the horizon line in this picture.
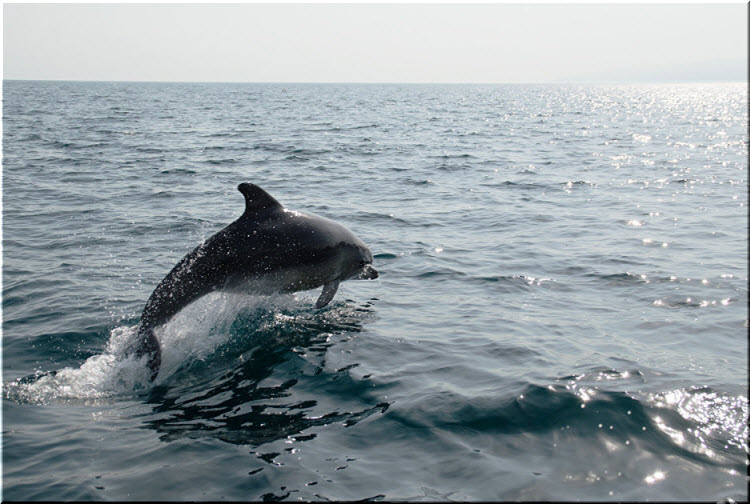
[3,78,747,86]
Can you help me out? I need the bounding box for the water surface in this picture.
[3,81,748,501]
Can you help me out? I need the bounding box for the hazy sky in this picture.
[3,3,747,83]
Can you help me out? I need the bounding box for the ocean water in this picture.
[2,80,747,501]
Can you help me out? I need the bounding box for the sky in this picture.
[2,2,748,83]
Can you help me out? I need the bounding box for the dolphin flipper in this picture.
[315,279,340,309]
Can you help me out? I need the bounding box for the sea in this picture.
[2,80,747,501]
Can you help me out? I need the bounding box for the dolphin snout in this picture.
[360,264,378,280]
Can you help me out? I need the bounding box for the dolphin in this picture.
[128,183,378,380]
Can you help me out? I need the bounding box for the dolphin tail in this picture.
[132,325,161,381]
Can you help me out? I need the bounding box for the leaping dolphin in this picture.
[129,183,378,380]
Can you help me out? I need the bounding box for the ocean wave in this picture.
[387,382,747,467]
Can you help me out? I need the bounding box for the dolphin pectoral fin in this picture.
[315,279,340,309]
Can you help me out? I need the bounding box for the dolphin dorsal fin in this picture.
[238,183,282,215]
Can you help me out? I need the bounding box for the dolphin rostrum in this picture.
[129,183,378,380]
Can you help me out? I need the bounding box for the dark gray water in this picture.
[2,80,748,501]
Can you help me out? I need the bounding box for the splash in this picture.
[3,326,153,404]
[3,291,306,404]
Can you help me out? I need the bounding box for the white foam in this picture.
[154,291,296,379]
[4,291,307,403]
[4,327,153,404]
